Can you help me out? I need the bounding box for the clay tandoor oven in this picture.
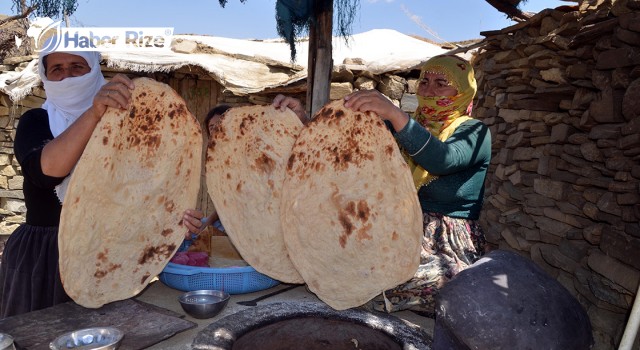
[192,301,432,350]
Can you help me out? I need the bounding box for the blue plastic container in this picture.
[159,262,280,294]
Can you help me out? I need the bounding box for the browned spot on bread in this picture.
[345,201,356,216]
[356,223,373,242]
[164,199,175,212]
[161,228,173,237]
[97,249,109,263]
[140,273,151,285]
[138,243,176,265]
[103,136,109,145]
[320,107,333,118]
[287,154,296,171]
[391,231,399,241]
[338,212,354,248]
[255,153,276,174]
[339,234,347,248]
[94,262,122,279]
[238,113,258,136]
[357,200,370,222]
[385,145,394,157]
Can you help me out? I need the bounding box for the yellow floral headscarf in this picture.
[406,55,477,189]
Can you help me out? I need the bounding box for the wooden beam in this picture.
[306,0,333,117]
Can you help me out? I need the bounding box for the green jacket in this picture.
[394,118,492,220]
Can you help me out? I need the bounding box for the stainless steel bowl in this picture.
[0,333,15,350]
[179,289,230,319]
[49,327,123,350]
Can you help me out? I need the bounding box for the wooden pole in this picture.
[306,0,333,117]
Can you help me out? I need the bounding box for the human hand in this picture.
[343,90,409,131]
[88,74,135,122]
[182,209,205,238]
[272,94,308,124]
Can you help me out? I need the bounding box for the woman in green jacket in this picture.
[344,54,492,315]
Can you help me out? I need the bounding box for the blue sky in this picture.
[2,0,565,42]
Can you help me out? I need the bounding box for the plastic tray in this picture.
[159,262,280,294]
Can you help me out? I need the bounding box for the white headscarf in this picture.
[38,50,106,136]
[38,49,106,202]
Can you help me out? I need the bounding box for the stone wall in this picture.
[474,1,640,349]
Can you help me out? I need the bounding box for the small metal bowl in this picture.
[179,289,230,319]
[49,327,123,350]
[0,333,15,350]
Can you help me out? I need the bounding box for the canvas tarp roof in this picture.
[1,28,448,101]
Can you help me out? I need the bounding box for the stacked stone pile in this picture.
[474,1,640,349]
[0,55,39,240]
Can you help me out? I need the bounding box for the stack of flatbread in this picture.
[206,100,422,310]
[280,100,423,310]
[58,77,202,308]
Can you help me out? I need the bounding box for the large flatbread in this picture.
[206,105,304,283]
[59,77,202,308]
[280,99,423,310]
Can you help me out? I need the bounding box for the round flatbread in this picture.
[281,99,423,310]
[206,105,304,284]
[58,77,202,308]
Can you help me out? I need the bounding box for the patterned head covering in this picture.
[413,55,477,137]
[405,55,477,190]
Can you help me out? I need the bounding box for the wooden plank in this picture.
[306,0,333,116]
[0,299,196,350]
[196,79,214,214]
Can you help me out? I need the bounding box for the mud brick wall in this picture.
[474,1,640,349]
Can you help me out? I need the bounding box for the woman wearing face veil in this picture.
[0,46,134,317]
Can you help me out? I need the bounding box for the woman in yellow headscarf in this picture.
[344,54,491,315]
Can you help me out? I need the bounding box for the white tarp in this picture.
[1,28,448,100]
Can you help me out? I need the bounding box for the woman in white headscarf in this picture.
[0,48,134,317]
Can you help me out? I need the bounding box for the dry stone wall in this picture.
[474,1,640,349]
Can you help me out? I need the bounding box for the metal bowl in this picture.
[0,333,15,350]
[179,289,230,319]
[49,327,123,350]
